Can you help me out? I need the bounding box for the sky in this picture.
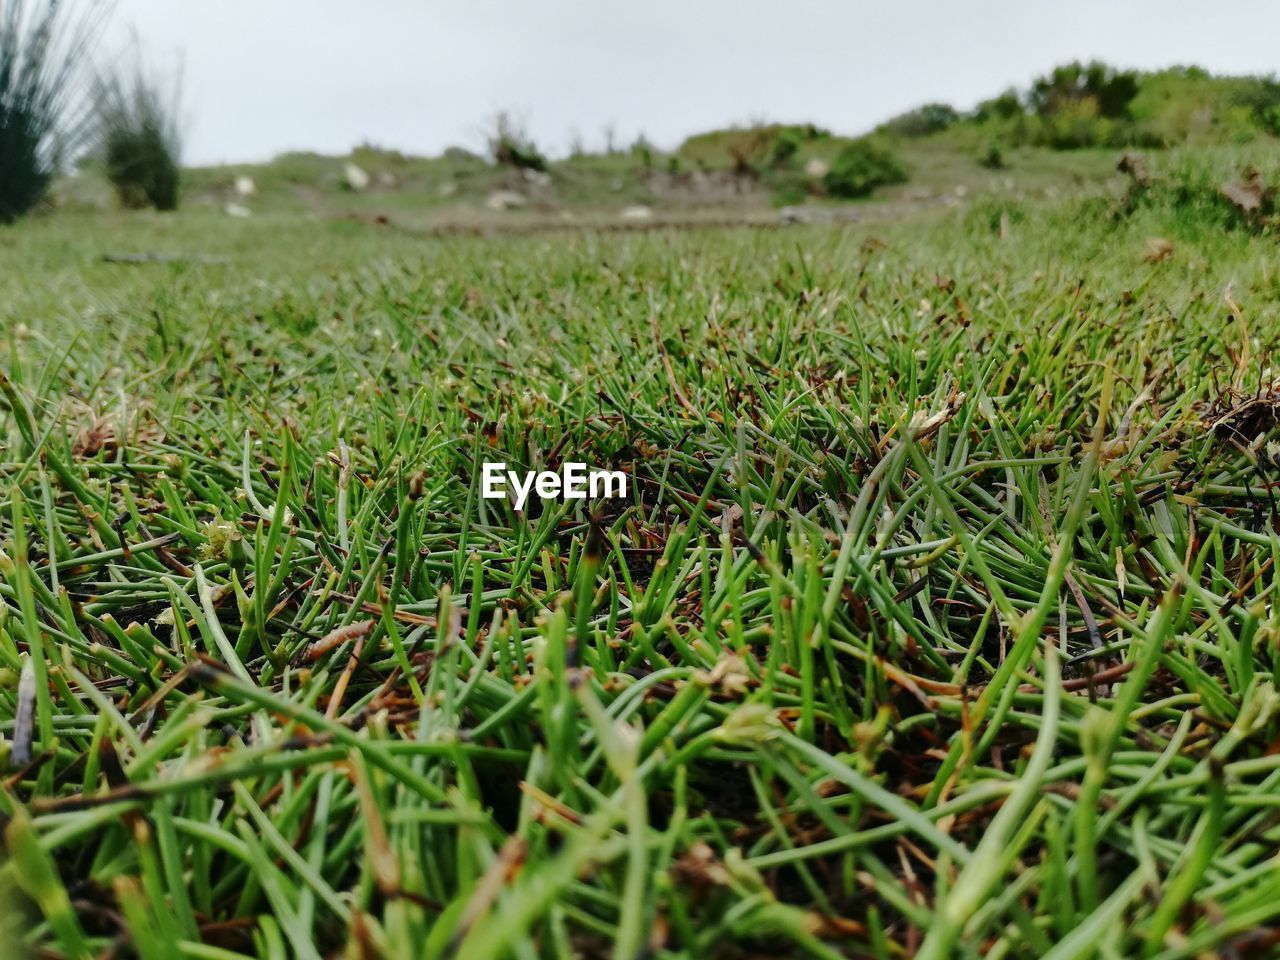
[108,1,1280,167]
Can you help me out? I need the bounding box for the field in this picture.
[4,145,1280,959]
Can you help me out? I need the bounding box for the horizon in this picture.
[110,0,1280,167]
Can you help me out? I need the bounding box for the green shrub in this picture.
[1110,149,1280,235]
[95,60,183,210]
[978,142,1006,170]
[1029,61,1139,120]
[486,110,546,171]
[1033,100,1120,149]
[969,63,1280,151]
[0,0,107,223]
[677,123,829,172]
[770,129,802,168]
[878,102,959,138]
[973,89,1023,123]
[823,139,908,198]
[1263,104,1280,137]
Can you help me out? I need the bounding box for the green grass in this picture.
[3,169,1280,959]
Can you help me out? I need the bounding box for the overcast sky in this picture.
[109,1,1280,167]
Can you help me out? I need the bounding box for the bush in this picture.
[1109,150,1280,235]
[770,129,802,167]
[973,89,1024,123]
[486,110,546,172]
[0,0,107,223]
[677,123,829,173]
[1029,61,1139,120]
[823,139,908,198]
[95,59,183,210]
[878,102,959,138]
[1033,100,1120,150]
[978,142,1006,169]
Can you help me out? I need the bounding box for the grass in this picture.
[3,168,1280,959]
[95,53,183,212]
[0,0,106,223]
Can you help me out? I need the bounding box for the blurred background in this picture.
[109,0,1280,165]
[5,0,1280,229]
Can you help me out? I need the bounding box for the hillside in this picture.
[46,61,1280,234]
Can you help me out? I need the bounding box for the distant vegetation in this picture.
[666,64,1280,206]
[677,122,832,173]
[674,123,911,206]
[0,1,184,222]
[1110,148,1280,234]
[878,61,1280,150]
[7,45,1280,222]
[95,57,184,210]
[0,0,106,223]
[484,110,547,172]
[823,138,908,198]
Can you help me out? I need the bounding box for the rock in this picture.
[620,205,653,222]
[803,158,828,178]
[485,190,527,211]
[437,180,459,197]
[378,171,398,188]
[233,176,257,198]
[224,203,251,218]
[522,168,552,187]
[344,162,371,191]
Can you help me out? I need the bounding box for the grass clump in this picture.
[95,58,182,210]
[486,109,547,172]
[1112,147,1280,234]
[4,165,1280,957]
[977,141,1005,170]
[0,0,106,223]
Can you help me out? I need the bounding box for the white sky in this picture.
[108,1,1280,166]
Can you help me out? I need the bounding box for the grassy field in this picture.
[4,148,1280,959]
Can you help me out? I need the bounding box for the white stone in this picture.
[224,203,252,218]
[234,176,257,198]
[803,158,828,178]
[620,205,654,222]
[344,162,371,191]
